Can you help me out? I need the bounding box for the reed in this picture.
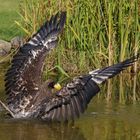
[15,0,140,101]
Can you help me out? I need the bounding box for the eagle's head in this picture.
[47,81,62,91]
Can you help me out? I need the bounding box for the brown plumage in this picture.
[4,11,139,122]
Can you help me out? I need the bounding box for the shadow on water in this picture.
[0,64,140,140]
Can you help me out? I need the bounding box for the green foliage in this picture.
[0,0,23,41]
[15,0,140,101]
[16,0,140,64]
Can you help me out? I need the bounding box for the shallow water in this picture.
[0,101,139,140]
[0,65,140,140]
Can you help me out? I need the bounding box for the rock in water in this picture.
[11,36,24,48]
[0,39,11,56]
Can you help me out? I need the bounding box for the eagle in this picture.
[3,11,139,122]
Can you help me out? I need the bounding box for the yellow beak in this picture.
[54,83,62,91]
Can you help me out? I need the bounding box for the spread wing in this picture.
[89,54,139,84]
[36,75,100,121]
[36,55,139,122]
[5,11,66,113]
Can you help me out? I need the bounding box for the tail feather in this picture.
[89,54,139,84]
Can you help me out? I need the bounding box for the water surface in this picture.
[0,101,139,140]
[0,65,140,140]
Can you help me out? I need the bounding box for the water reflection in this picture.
[0,65,140,140]
[0,120,86,140]
[76,100,140,140]
[0,101,140,140]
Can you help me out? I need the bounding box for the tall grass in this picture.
[15,0,140,101]
[0,0,22,40]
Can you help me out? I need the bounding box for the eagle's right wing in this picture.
[36,55,139,122]
[89,55,139,84]
[35,75,100,121]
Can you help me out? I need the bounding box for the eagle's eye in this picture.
[48,81,55,88]
[48,81,62,90]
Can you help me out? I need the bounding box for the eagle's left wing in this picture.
[36,54,139,122]
[36,75,100,121]
[5,11,66,114]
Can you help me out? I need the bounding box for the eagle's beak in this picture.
[54,83,62,91]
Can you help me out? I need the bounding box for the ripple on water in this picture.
[0,65,140,140]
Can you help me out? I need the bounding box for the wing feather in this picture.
[38,75,100,121]
[89,54,139,84]
[5,11,66,115]
[38,55,139,121]
[71,96,80,118]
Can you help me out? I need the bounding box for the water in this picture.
[0,101,139,140]
[0,65,140,140]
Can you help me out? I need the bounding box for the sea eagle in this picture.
[3,11,139,122]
